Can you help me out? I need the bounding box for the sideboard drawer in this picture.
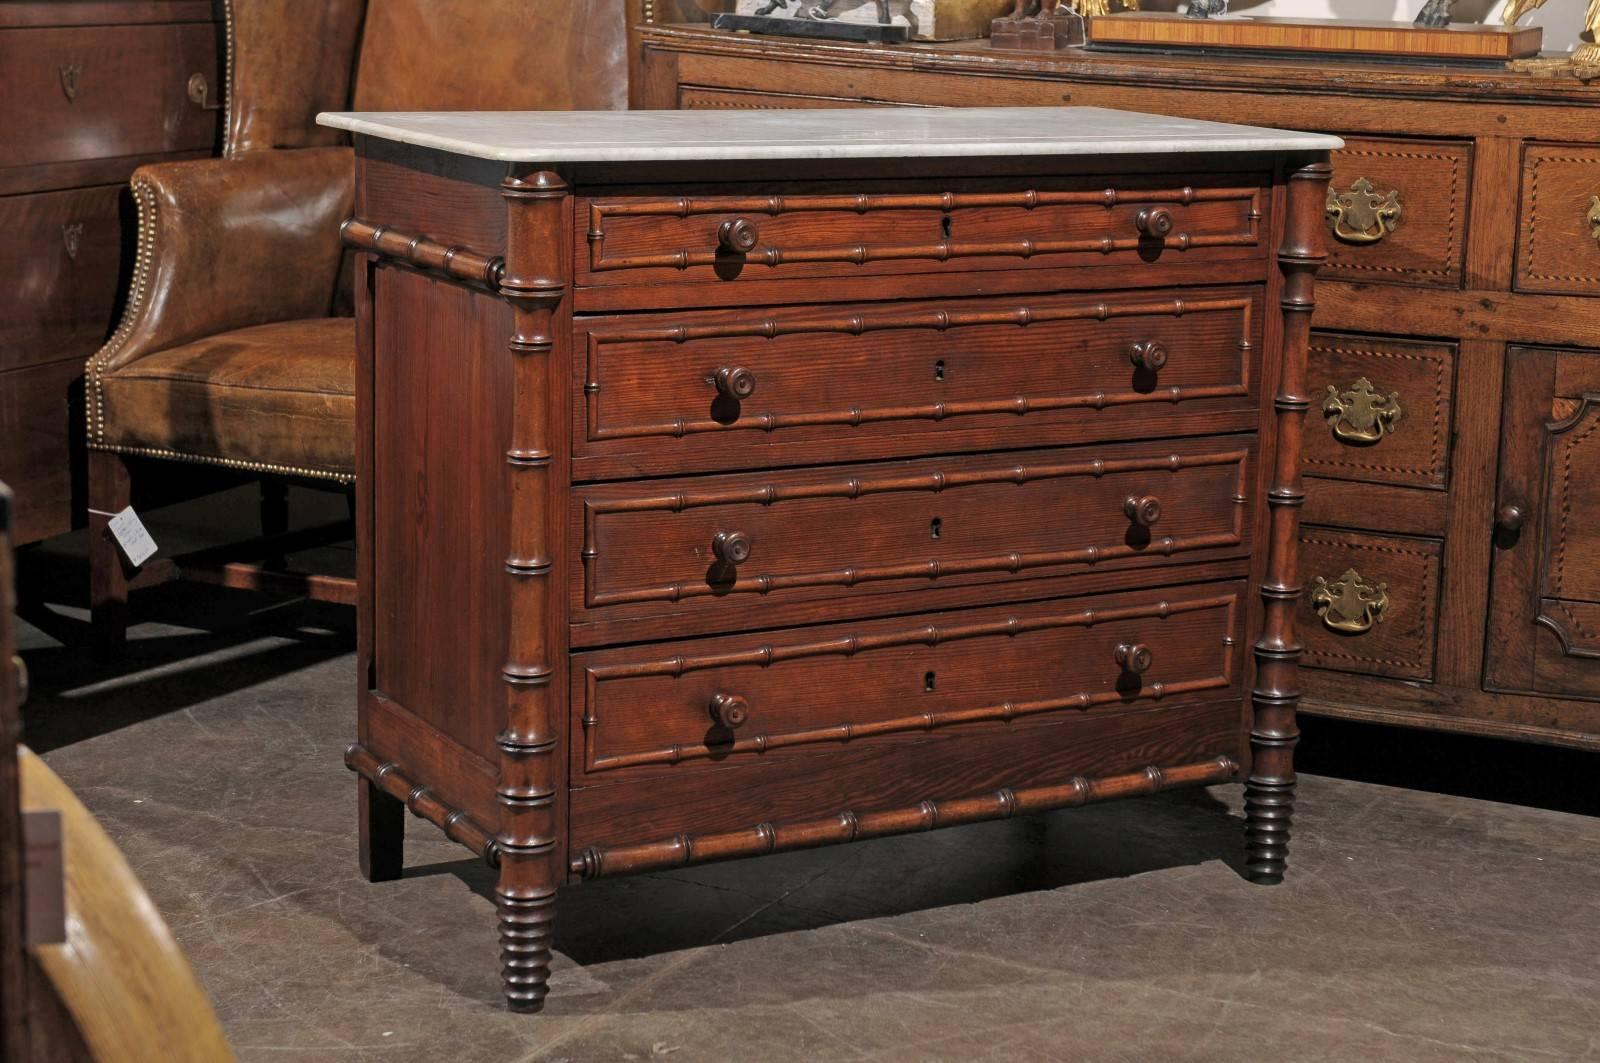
[1516,145,1600,296]
[572,579,1245,781]
[1299,527,1442,682]
[576,174,1269,287]
[573,436,1254,623]
[575,285,1262,477]
[1322,137,1470,290]
[1304,332,1455,490]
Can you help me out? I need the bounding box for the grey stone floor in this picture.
[14,561,1600,1062]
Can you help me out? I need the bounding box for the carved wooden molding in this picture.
[1545,393,1600,604]
[1536,599,1600,660]
[581,447,1251,607]
[345,743,500,866]
[570,754,1239,878]
[585,295,1253,442]
[580,592,1240,773]
[586,185,1263,273]
[341,219,505,288]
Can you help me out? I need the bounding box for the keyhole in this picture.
[934,359,945,382]
[930,517,942,539]
[924,671,937,692]
[941,215,952,239]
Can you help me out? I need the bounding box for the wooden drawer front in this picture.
[576,175,1267,287]
[1303,332,1454,490]
[1298,528,1441,682]
[1516,146,1600,296]
[0,358,81,545]
[573,580,1244,780]
[0,22,219,171]
[576,285,1261,476]
[1322,138,1469,290]
[0,185,125,374]
[574,437,1253,622]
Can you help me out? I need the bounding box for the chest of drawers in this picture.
[326,106,1335,1012]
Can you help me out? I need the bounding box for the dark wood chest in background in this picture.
[633,25,1600,753]
[0,1,221,544]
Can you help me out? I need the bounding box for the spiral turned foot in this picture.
[1243,776,1295,884]
[497,888,557,1012]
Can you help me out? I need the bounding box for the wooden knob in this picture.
[1123,494,1162,527]
[712,530,752,566]
[1115,642,1154,675]
[715,365,757,399]
[709,693,749,729]
[1129,340,1168,371]
[1495,504,1526,536]
[1136,207,1174,238]
[718,217,760,253]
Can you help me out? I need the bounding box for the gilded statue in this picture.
[1504,0,1600,66]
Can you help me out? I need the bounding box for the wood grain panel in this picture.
[1322,137,1470,290]
[1299,527,1441,682]
[1516,145,1600,297]
[0,358,81,545]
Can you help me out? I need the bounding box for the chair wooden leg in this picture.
[260,480,289,568]
[358,775,405,883]
[88,450,132,659]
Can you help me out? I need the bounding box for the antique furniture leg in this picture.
[495,171,570,1013]
[88,451,133,659]
[357,776,405,883]
[260,481,290,570]
[1247,159,1331,885]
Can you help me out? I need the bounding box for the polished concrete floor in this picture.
[13,531,1600,1062]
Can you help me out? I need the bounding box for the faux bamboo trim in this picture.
[340,219,506,288]
[344,744,500,867]
[571,755,1239,879]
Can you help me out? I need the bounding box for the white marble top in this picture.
[316,106,1340,164]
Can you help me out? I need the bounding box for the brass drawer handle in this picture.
[1310,567,1389,634]
[712,530,752,567]
[1322,377,1401,446]
[1326,177,1402,244]
[1129,340,1168,372]
[1135,207,1174,238]
[1588,195,1600,247]
[718,217,760,254]
[187,72,222,111]
[1115,641,1153,675]
[715,365,757,399]
[1123,494,1162,527]
[708,693,749,729]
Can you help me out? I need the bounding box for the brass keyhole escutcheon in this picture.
[1310,568,1390,634]
[1326,177,1402,244]
[1323,377,1401,446]
[929,517,942,540]
[934,359,945,382]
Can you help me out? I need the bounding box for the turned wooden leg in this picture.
[496,875,557,1013]
[1244,739,1297,884]
[357,775,404,883]
[88,450,132,659]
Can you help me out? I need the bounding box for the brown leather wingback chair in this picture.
[86,0,630,655]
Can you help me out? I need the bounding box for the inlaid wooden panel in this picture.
[1299,527,1442,682]
[572,580,1244,779]
[574,285,1262,478]
[575,173,1269,287]
[1516,146,1600,297]
[1303,332,1454,490]
[1322,137,1470,290]
[573,436,1254,626]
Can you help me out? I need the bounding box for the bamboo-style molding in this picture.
[587,186,1263,272]
[582,448,1251,607]
[340,219,505,288]
[570,755,1240,879]
[1246,159,1330,886]
[344,744,499,866]
[585,295,1255,441]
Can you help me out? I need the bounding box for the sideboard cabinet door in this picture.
[1488,345,1600,700]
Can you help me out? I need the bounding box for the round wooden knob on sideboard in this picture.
[1115,642,1154,675]
[715,365,758,399]
[1495,504,1526,536]
[1129,340,1168,371]
[712,530,752,566]
[1123,494,1163,527]
[708,693,750,729]
[1135,207,1174,238]
[718,217,761,253]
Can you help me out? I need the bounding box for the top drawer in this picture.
[1517,145,1600,297]
[1322,137,1470,290]
[0,22,220,173]
[576,174,1269,288]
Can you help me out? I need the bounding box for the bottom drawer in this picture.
[1298,527,1441,682]
[570,579,1248,849]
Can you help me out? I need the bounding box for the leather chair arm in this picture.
[89,147,355,378]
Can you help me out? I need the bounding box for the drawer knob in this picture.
[1310,567,1390,635]
[708,693,749,729]
[1123,494,1162,527]
[718,218,761,254]
[712,530,752,566]
[1326,178,1402,244]
[1323,377,1401,446]
[1495,503,1527,537]
[715,365,758,400]
[1129,340,1168,372]
[1115,642,1154,675]
[1135,208,1174,238]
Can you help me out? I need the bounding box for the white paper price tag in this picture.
[107,506,158,567]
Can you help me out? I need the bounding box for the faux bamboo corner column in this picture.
[1247,158,1332,885]
[497,170,571,1013]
